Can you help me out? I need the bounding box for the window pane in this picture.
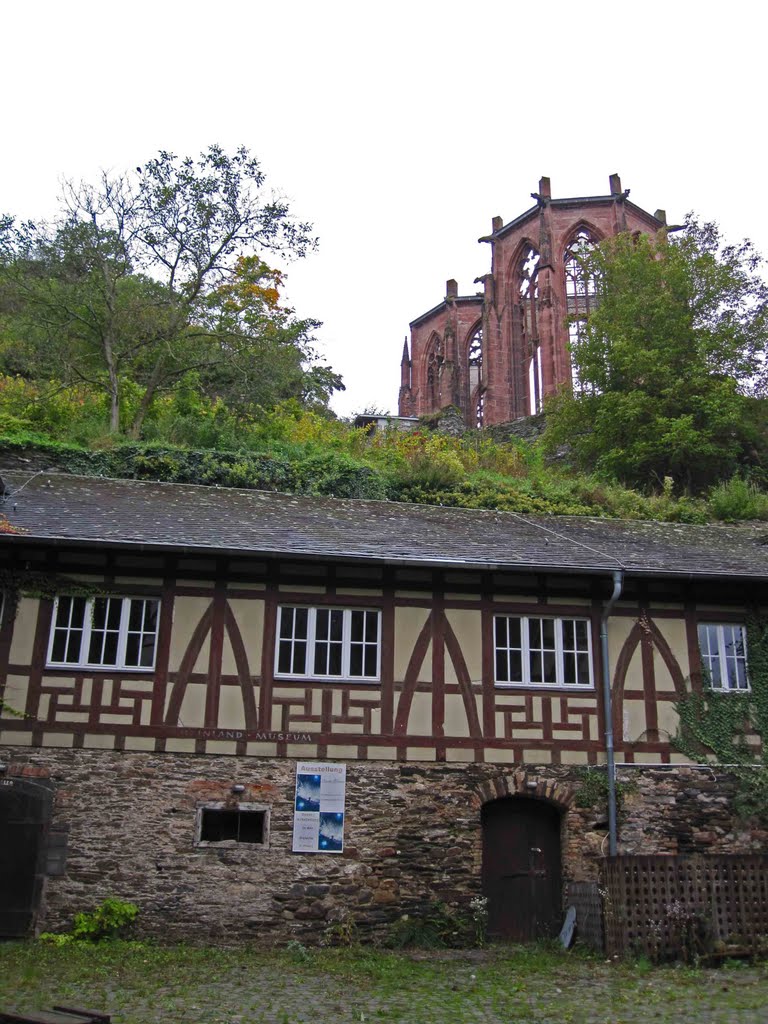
[128,600,142,631]
[55,597,74,629]
[562,619,575,649]
[529,619,541,648]
[51,630,69,663]
[563,651,576,686]
[103,632,120,665]
[364,646,377,677]
[542,650,557,684]
[350,645,363,677]
[530,651,543,683]
[278,641,292,674]
[107,599,122,630]
[316,609,329,641]
[577,653,590,684]
[328,644,343,675]
[126,634,140,666]
[64,630,83,663]
[350,611,364,642]
[495,649,509,682]
[314,644,327,675]
[294,608,308,637]
[279,608,294,639]
[365,613,379,643]
[574,620,589,649]
[495,617,507,647]
[508,650,522,683]
[143,601,159,632]
[92,599,107,631]
[293,640,307,675]
[330,610,343,641]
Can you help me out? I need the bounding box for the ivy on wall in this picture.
[0,569,116,605]
[673,618,768,822]
[0,572,116,718]
[574,767,637,820]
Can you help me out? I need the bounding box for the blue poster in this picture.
[292,762,346,854]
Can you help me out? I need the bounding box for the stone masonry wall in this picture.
[2,746,766,946]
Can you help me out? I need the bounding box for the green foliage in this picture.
[385,901,477,949]
[708,476,768,522]
[545,218,768,493]
[40,898,138,944]
[4,388,768,523]
[574,768,637,815]
[0,146,340,438]
[284,939,312,962]
[673,619,768,821]
[3,939,767,1022]
[322,911,359,948]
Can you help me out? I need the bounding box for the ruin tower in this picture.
[398,174,667,427]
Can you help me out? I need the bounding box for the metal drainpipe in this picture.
[601,569,624,857]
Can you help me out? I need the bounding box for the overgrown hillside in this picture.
[2,393,768,524]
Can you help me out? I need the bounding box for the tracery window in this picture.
[467,323,483,426]
[564,230,598,393]
[517,246,541,414]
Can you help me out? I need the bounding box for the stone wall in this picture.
[1,746,764,945]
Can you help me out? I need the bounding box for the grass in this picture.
[1,940,768,1023]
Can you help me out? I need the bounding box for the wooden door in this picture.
[481,796,562,941]
[0,778,53,937]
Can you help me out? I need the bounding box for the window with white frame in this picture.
[494,614,593,687]
[276,606,380,681]
[697,623,749,691]
[47,596,159,670]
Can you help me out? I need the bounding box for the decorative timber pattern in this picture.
[0,548,735,765]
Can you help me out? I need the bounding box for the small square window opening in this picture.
[195,803,269,847]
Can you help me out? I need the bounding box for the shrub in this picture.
[40,897,139,944]
[708,476,768,522]
[385,901,473,949]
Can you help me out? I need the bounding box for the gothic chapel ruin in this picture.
[398,174,667,426]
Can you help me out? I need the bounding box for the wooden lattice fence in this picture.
[599,855,768,960]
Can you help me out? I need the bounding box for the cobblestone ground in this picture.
[1,944,767,1024]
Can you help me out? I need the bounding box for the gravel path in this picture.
[1,943,767,1024]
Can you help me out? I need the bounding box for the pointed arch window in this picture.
[467,322,483,406]
[426,334,443,406]
[564,230,599,393]
[517,245,541,414]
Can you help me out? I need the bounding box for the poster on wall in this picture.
[292,762,346,854]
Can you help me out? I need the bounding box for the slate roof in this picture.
[2,471,768,580]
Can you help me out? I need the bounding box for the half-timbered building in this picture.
[1,472,766,942]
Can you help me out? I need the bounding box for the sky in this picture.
[2,0,766,418]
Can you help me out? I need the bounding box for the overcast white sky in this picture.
[2,0,766,418]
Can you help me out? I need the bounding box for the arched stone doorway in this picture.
[481,796,562,940]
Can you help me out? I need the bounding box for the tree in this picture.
[544,217,768,492]
[197,255,342,416]
[0,145,341,436]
